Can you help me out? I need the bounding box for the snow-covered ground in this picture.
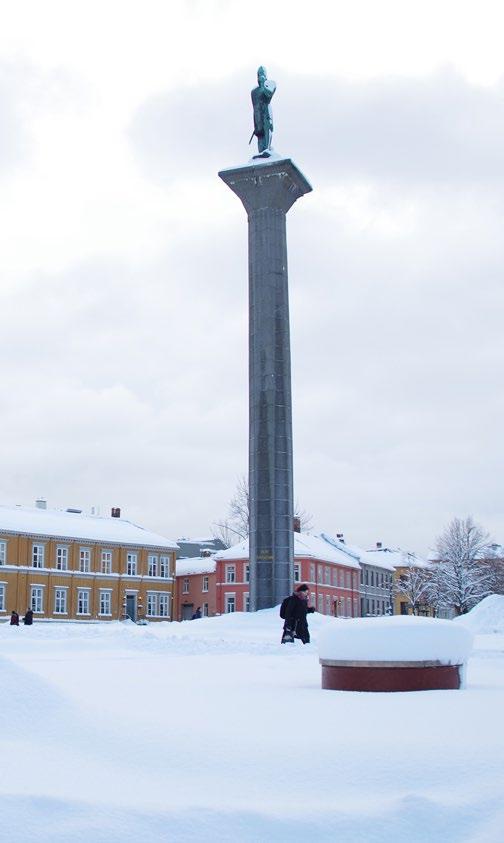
[1,605,504,843]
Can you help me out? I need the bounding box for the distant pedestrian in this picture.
[281,584,315,644]
[192,607,202,620]
[10,611,19,626]
[23,609,33,626]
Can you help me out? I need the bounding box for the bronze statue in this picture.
[250,66,276,156]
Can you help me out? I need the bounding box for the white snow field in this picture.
[1,608,504,843]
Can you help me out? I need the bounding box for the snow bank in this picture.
[453,594,504,634]
[318,616,473,664]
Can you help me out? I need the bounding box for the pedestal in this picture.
[219,158,312,610]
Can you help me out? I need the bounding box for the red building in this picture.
[175,555,216,621]
[175,531,361,618]
[215,532,361,616]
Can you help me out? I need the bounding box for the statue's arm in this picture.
[263,79,276,101]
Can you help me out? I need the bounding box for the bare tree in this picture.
[480,544,504,595]
[430,516,494,615]
[213,475,313,548]
[394,553,432,615]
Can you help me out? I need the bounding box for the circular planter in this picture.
[318,616,473,693]
[320,658,462,692]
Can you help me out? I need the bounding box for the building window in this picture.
[244,564,250,583]
[318,593,324,613]
[144,593,170,618]
[146,593,156,616]
[54,588,67,614]
[0,541,6,565]
[294,564,300,582]
[202,602,209,617]
[158,594,170,617]
[79,547,91,573]
[244,593,250,612]
[101,551,112,574]
[325,595,331,615]
[309,563,315,583]
[31,586,44,613]
[202,575,209,592]
[347,597,352,617]
[32,544,44,568]
[56,546,69,571]
[225,565,236,584]
[332,570,338,587]
[77,589,90,615]
[311,592,316,607]
[126,552,137,576]
[346,572,351,589]
[317,566,323,584]
[160,555,170,578]
[324,567,331,585]
[148,554,158,577]
[182,578,189,594]
[99,591,112,616]
[0,584,5,611]
[225,594,236,613]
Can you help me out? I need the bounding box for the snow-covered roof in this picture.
[215,533,360,569]
[318,533,427,572]
[0,505,178,550]
[364,548,430,570]
[176,556,217,577]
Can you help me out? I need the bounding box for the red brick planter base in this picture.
[320,659,462,692]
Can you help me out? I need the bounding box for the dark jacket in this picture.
[23,610,33,625]
[282,594,315,644]
[10,612,19,626]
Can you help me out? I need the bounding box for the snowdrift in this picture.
[454,594,504,634]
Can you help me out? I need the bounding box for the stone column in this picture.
[219,158,312,609]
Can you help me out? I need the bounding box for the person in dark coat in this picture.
[281,583,316,644]
[191,607,202,620]
[23,609,33,625]
[10,610,19,626]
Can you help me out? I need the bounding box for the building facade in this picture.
[213,531,361,617]
[176,554,217,621]
[0,503,177,623]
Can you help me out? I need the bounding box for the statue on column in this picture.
[250,66,276,157]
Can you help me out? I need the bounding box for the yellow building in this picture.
[0,503,177,622]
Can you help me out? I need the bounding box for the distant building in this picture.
[0,502,177,622]
[176,553,216,620]
[367,546,432,616]
[176,537,226,559]
[213,529,361,616]
[319,534,395,616]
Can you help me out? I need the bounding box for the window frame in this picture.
[77,588,91,616]
[99,589,112,617]
[79,547,91,573]
[126,552,138,576]
[101,550,112,575]
[32,544,45,569]
[31,585,45,613]
[54,587,68,614]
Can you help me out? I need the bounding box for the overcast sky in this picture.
[1,0,503,556]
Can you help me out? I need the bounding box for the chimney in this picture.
[111,507,121,518]
[376,541,382,549]
[293,516,301,533]
[35,498,47,510]
[336,533,345,544]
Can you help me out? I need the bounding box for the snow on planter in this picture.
[318,616,474,692]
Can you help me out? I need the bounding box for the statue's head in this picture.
[257,66,267,84]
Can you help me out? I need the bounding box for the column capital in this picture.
[219,158,312,215]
